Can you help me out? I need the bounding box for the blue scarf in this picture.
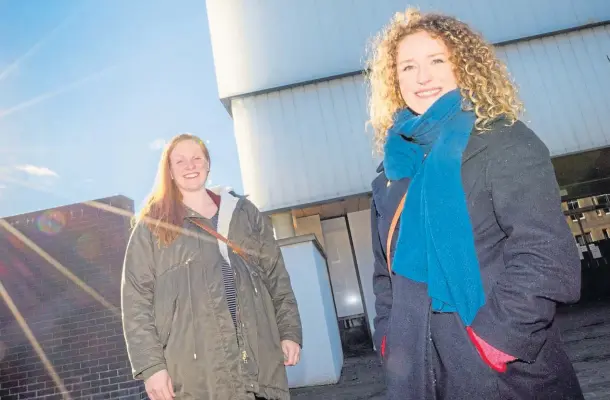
[383,89,485,326]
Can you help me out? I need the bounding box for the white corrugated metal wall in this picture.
[231,26,610,211]
[498,26,610,155]
[232,76,380,211]
[206,0,610,98]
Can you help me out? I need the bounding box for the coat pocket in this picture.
[249,269,284,363]
[466,327,515,373]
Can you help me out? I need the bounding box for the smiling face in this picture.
[396,30,458,115]
[169,139,209,194]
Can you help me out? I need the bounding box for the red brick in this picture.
[0,195,146,399]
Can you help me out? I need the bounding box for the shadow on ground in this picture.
[289,300,610,400]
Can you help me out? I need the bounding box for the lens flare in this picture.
[12,256,33,278]
[75,232,102,261]
[6,232,25,250]
[36,211,66,235]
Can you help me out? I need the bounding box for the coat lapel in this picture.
[461,134,489,198]
[462,133,488,165]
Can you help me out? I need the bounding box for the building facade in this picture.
[0,196,145,399]
[206,0,610,348]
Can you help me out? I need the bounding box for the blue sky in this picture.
[0,0,241,217]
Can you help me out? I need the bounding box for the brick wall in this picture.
[0,195,147,399]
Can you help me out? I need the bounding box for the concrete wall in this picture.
[294,215,326,250]
[279,235,343,388]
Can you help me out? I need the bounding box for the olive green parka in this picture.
[121,187,302,399]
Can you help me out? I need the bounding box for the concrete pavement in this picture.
[290,300,610,399]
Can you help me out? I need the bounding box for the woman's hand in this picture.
[281,339,301,366]
[145,369,175,400]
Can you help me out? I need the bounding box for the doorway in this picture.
[321,216,372,357]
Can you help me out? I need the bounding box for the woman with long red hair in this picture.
[121,133,302,400]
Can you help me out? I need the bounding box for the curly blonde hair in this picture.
[366,8,523,154]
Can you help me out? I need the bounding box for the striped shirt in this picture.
[210,213,239,327]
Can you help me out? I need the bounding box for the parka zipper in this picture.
[233,268,248,364]
[185,216,205,360]
[184,216,250,368]
[185,258,198,360]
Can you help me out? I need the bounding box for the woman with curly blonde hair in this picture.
[367,9,583,399]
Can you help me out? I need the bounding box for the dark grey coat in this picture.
[371,120,584,399]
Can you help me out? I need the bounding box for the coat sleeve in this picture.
[121,222,166,380]
[250,202,303,347]
[371,199,393,357]
[470,122,581,363]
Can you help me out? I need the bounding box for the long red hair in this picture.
[136,133,211,247]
